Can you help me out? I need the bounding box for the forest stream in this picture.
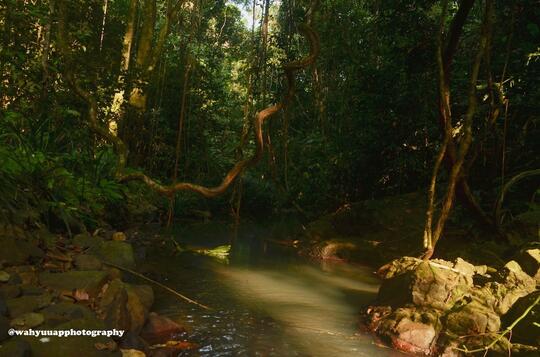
[138,222,406,357]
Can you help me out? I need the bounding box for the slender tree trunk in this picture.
[424,0,492,258]
[168,60,192,226]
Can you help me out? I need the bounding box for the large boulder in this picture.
[377,260,473,311]
[125,284,153,334]
[366,256,537,356]
[99,279,130,331]
[98,280,152,334]
[140,313,186,345]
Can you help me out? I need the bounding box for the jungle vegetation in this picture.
[0,0,539,257]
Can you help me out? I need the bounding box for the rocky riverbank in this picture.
[363,253,539,356]
[0,224,192,356]
[296,192,539,356]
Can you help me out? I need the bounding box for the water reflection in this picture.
[144,223,404,356]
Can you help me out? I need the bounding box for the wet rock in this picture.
[0,337,31,357]
[502,291,540,347]
[0,315,8,342]
[140,313,186,345]
[73,233,104,251]
[10,312,45,329]
[99,279,130,331]
[5,266,38,285]
[308,240,358,260]
[444,300,500,336]
[41,302,95,327]
[98,242,136,269]
[105,267,123,281]
[0,271,9,283]
[127,285,153,312]
[391,317,437,355]
[125,285,150,334]
[377,260,472,311]
[486,261,536,315]
[515,249,540,285]
[6,294,53,318]
[0,285,21,299]
[377,256,422,279]
[19,285,45,296]
[39,270,109,299]
[0,237,31,266]
[74,254,103,271]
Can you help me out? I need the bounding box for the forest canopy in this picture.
[0,0,539,250]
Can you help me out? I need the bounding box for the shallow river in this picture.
[138,221,405,357]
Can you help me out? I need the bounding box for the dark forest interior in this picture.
[0,0,539,356]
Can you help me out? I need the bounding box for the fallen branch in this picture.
[102,261,211,310]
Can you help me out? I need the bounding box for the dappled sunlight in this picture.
[213,263,400,356]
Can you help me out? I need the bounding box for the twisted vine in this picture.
[57,0,319,198]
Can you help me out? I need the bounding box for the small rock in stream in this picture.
[0,271,10,283]
[10,312,45,329]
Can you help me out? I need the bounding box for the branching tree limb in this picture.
[424,0,493,258]
[437,0,496,230]
[56,0,320,199]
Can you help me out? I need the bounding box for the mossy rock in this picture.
[97,241,136,269]
[39,271,109,298]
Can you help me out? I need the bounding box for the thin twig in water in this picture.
[102,261,211,310]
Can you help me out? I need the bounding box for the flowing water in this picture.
[139,221,405,357]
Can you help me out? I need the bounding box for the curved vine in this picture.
[57,0,319,198]
[494,168,540,227]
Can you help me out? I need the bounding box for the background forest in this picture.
[1,0,539,241]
